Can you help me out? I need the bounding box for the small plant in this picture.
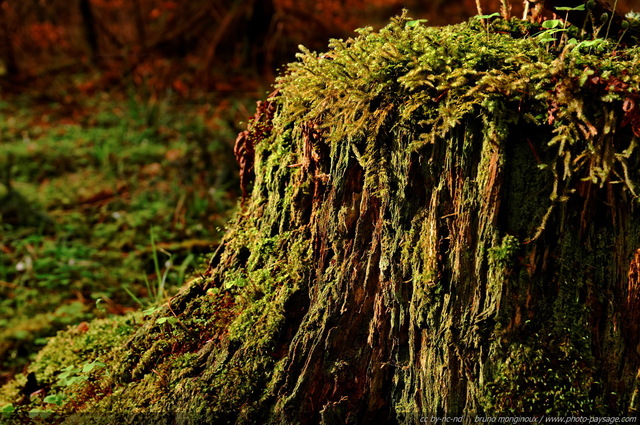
[405,19,428,29]
[123,228,195,309]
[1,403,15,414]
[57,360,106,387]
[474,11,501,36]
[489,235,520,267]
[148,227,168,303]
[156,316,178,326]
[43,394,64,406]
[535,4,586,49]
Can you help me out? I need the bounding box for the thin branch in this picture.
[475,0,484,16]
[501,0,511,20]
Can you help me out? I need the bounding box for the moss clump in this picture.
[484,279,597,414]
[0,313,141,421]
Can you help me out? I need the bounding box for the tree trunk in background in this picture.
[0,0,18,77]
[132,0,147,54]
[245,0,276,73]
[200,0,277,86]
[79,0,99,65]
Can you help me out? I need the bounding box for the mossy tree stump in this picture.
[2,13,640,424]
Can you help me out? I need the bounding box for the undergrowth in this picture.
[0,89,253,384]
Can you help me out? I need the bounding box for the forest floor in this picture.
[0,78,264,387]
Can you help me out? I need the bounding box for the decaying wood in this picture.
[233,90,279,202]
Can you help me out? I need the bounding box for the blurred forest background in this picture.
[2,0,634,94]
[0,0,637,387]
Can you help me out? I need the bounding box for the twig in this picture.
[501,0,511,20]
[475,0,484,17]
[523,0,530,20]
[167,298,189,332]
[605,0,618,40]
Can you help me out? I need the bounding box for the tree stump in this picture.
[3,13,640,424]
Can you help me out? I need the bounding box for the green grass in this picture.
[0,90,253,382]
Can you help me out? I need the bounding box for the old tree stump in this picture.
[3,12,640,424]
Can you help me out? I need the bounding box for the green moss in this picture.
[0,312,141,419]
[489,235,520,267]
[484,339,595,414]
